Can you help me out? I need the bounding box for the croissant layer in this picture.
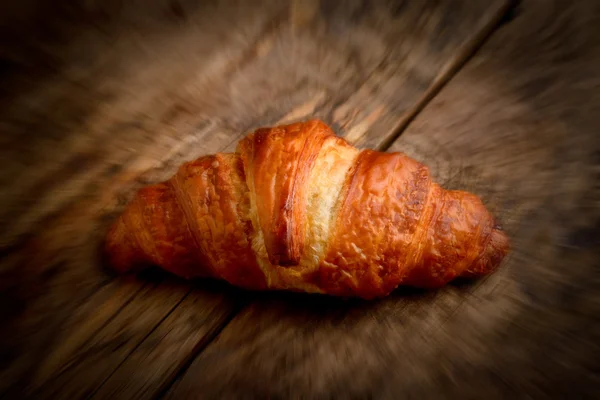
[105,120,509,299]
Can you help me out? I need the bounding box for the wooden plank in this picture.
[0,1,289,397]
[90,284,241,400]
[166,0,600,398]
[1,0,512,251]
[34,280,189,399]
[86,2,515,399]
[1,0,512,398]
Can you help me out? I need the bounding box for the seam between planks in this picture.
[20,8,291,398]
[86,291,193,400]
[152,1,523,398]
[378,0,521,152]
[153,300,248,400]
[31,282,157,399]
[52,9,294,399]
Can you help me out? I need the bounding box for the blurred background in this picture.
[0,0,599,398]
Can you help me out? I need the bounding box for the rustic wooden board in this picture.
[166,0,600,398]
[88,2,514,398]
[1,2,287,397]
[0,0,512,398]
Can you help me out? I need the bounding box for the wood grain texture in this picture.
[1,2,287,397]
[0,0,512,399]
[166,0,600,398]
[88,283,241,400]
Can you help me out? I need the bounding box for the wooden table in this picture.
[1,0,599,398]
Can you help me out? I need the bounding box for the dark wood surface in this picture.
[166,0,600,399]
[1,0,598,399]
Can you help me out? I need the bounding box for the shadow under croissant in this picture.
[99,246,484,305]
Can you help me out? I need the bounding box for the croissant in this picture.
[104,120,509,299]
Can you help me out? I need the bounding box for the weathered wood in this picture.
[90,284,240,400]
[88,1,512,396]
[1,0,512,398]
[35,279,190,399]
[1,1,287,397]
[38,279,240,400]
[166,0,600,398]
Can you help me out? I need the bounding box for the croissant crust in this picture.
[105,120,509,299]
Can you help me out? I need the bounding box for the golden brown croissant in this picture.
[104,120,509,299]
